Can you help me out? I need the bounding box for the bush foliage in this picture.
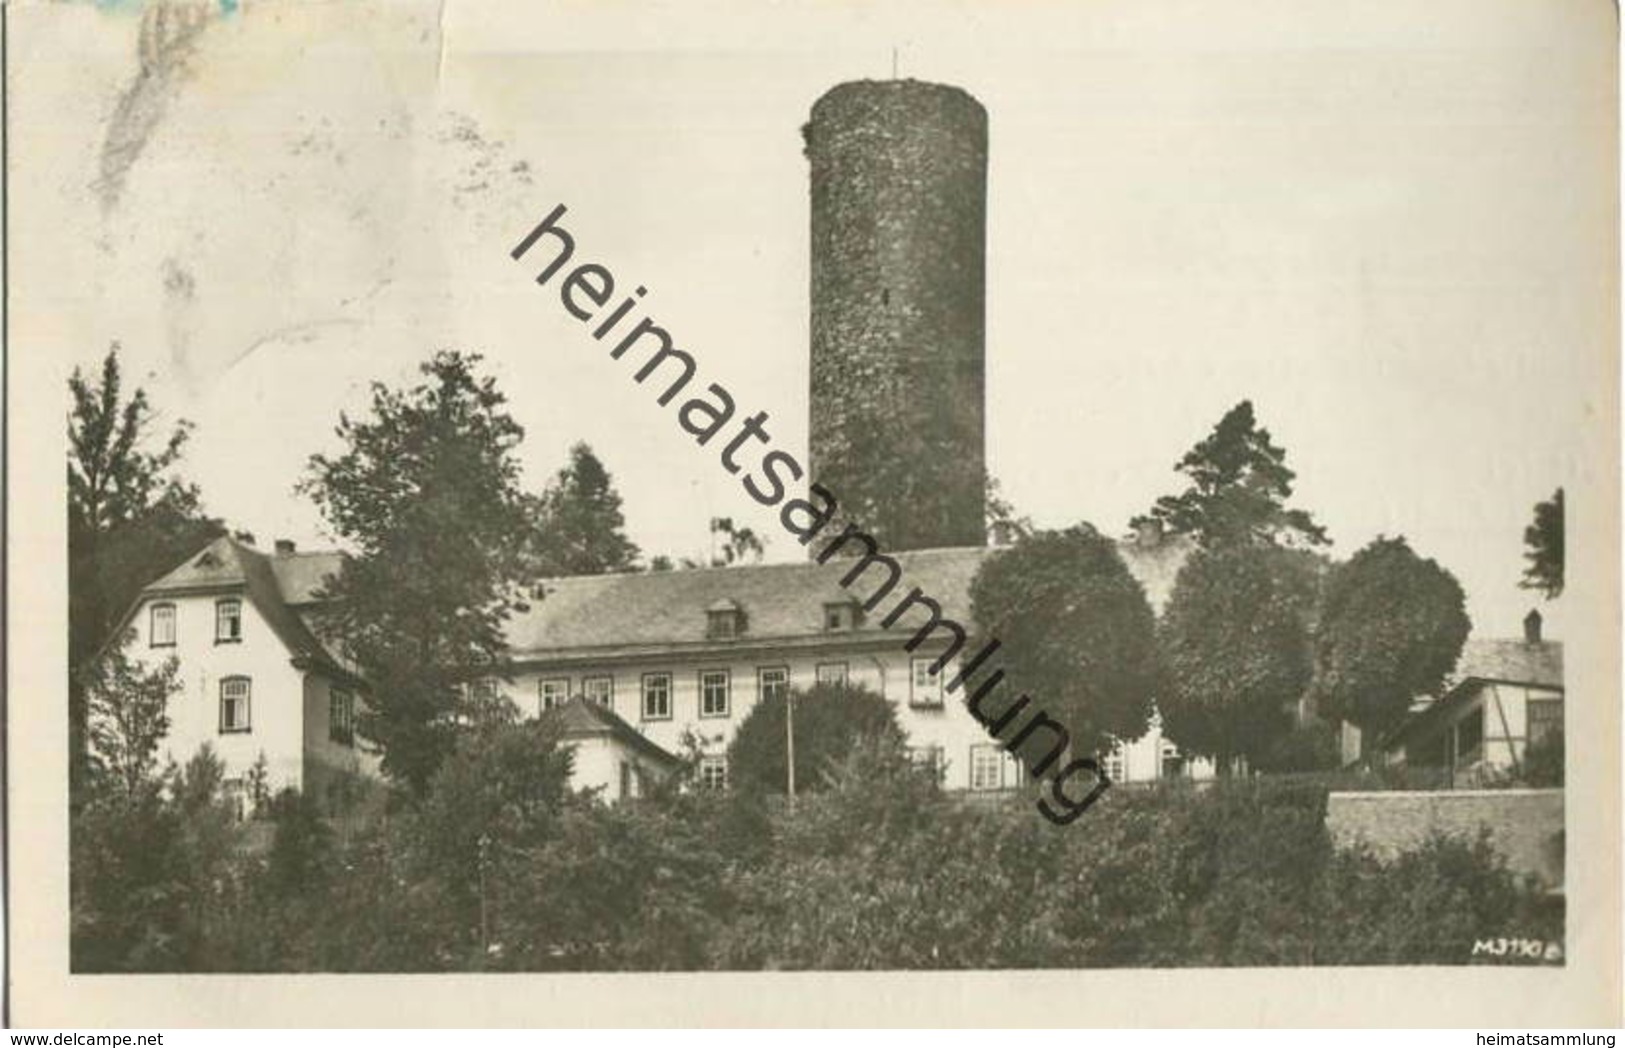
[72,727,1561,972]
[726,681,903,795]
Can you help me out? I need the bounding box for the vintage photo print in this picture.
[6,0,1620,1027]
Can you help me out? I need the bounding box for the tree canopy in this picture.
[80,633,180,799]
[967,524,1160,759]
[531,442,640,575]
[726,681,904,794]
[1131,400,1328,550]
[1159,543,1321,772]
[1311,536,1470,736]
[68,346,222,801]
[1520,488,1564,599]
[300,351,538,796]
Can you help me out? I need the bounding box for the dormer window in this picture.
[706,599,744,640]
[823,600,861,632]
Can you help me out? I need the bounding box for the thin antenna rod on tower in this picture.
[892,46,898,79]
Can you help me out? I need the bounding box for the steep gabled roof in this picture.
[1452,638,1564,689]
[541,695,682,765]
[1383,636,1565,751]
[503,535,1190,661]
[133,532,1192,667]
[140,536,347,677]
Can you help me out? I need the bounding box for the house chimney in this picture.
[274,538,297,556]
[1523,608,1543,644]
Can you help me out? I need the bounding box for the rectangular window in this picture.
[970,744,1005,790]
[642,673,672,721]
[539,677,570,712]
[469,679,498,702]
[583,675,614,709]
[816,662,849,687]
[1160,741,1184,780]
[758,666,790,704]
[149,603,176,647]
[707,609,740,639]
[1102,745,1126,784]
[219,677,252,733]
[698,755,728,791]
[1456,706,1485,764]
[329,689,354,745]
[700,669,730,718]
[215,598,243,643]
[1527,697,1563,744]
[910,657,944,708]
[823,602,859,631]
[907,744,944,778]
[1004,750,1026,786]
[221,778,249,822]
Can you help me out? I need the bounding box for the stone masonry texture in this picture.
[805,79,988,554]
[1325,789,1565,890]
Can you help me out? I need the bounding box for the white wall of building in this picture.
[123,591,308,792]
[565,735,671,801]
[501,645,1201,790]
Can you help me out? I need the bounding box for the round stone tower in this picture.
[804,79,988,553]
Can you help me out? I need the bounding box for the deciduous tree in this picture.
[81,633,179,799]
[300,351,538,796]
[727,681,904,794]
[1311,536,1470,738]
[68,346,222,801]
[968,524,1161,759]
[1159,544,1321,772]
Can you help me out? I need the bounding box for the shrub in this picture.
[726,681,903,794]
[1522,731,1564,787]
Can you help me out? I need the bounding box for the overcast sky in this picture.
[17,0,1615,639]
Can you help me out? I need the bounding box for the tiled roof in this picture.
[1452,638,1564,689]
[541,695,682,765]
[139,534,1192,665]
[143,536,347,675]
[268,551,345,605]
[1382,636,1564,751]
[504,536,1190,660]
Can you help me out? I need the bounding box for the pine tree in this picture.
[532,442,641,575]
[1132,400,1328,549]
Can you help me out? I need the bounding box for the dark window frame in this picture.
[969,743,1005,791]
[582,675,615,708]
[641,672,673,721]
[149,602,177,648]
[538,676,571,712]
[757,665,790,704]
[698,755,729,791]
[815,661,849,687]
[699,668,731,718]
[1527,696,1563,744]
[822,601,861,632]
[909,656,945,708]
[329,688,354,746]
[706,608,743,640]
[219,675,252,734]
[215,597,244,645]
